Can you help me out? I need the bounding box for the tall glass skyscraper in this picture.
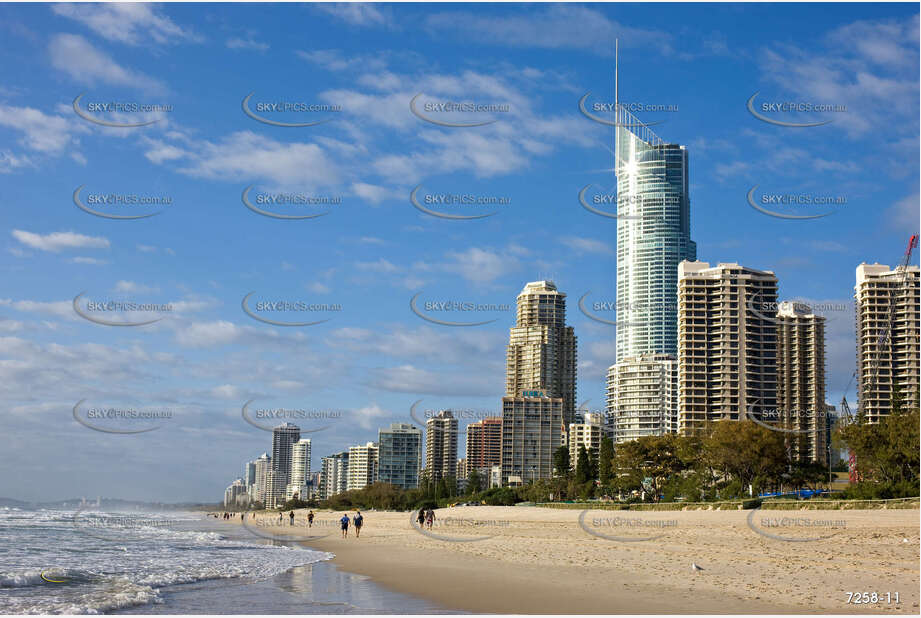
[614,105,696,362]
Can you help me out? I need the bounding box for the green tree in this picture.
[704,420,787,496]
[611,434,686,502]
[575,445,592,484]
[838,404,920,493]
[553,445,570,477]
[598,437,614,485]
[466,468,482,494]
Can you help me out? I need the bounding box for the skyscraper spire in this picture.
[614,38,618,115]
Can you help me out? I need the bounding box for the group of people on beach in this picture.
[339,510,363,538]
[416,507,436,530]
[216,509,369,539]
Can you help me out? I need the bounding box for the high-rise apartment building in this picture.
[250,452,270,504]
[855,263,920,422]
[606,354,678,443]
[244,460,257,488]
[614,105,696,363]
[425,411,458,483]
[378,423,422,489]
[271,422,300,489]
[263,470,286,508]
[347,442,378,491]
[501,396,563,485]
[677,261,778,434]
[456,459,467,480]
[224,479,248,507]
[501,280,576,485]
[505,281,577,423]
[286,438,311,501]
[320,451,349,499]
[567,419,602,471]
[776,302,827,464]
[465,417,502,476]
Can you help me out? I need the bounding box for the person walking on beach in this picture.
[289,511,295,526]
[278,512,283,524]
[416,509,425,528]
[425,508,435,530]
[340,513,350,538]
[353,511,363,538]
[307,510,315,528]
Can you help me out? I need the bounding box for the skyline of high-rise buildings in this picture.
[224,72,914,505]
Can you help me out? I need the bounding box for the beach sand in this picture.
[238,505,919,614]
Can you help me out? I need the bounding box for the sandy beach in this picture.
[235,505,920,614]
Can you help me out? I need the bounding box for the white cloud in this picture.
[366,364,495,396]
[758,15,919,138]
[316,3,392,27]
[144,131,341,191]
[48,34,166,92]
[0,104,81,153]
[114,280,160,294]
[355,258,400,274]
[885,193,920,230]
[423,5,668,56]
[296,49,388,73]
[1,299,75,320]
[441,247,519,285]
[351,182,396,204]
[0,150,33,173]
[70,256,107,265]
[353,403,393,430]
[226,37,268,52]
[0,320,24,333]
[210,384,244,400]
[561,236,613,255]
[52,3,199,46]
[174,320,242,348]
[12,229,109,252]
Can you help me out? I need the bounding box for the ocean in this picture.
[0,507,454,614]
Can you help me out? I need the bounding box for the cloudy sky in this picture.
[1,3,918,502]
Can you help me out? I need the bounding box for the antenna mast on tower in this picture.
[614,38,618,114]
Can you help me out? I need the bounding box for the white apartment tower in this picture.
[286,438,311,501]
[320,451,349,499]
[606,354,678,443]
[347,442,378,491]
[567,418,603,471]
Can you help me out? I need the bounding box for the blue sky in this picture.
[1,3,918,502]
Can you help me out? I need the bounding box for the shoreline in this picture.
[229,505,920,614]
